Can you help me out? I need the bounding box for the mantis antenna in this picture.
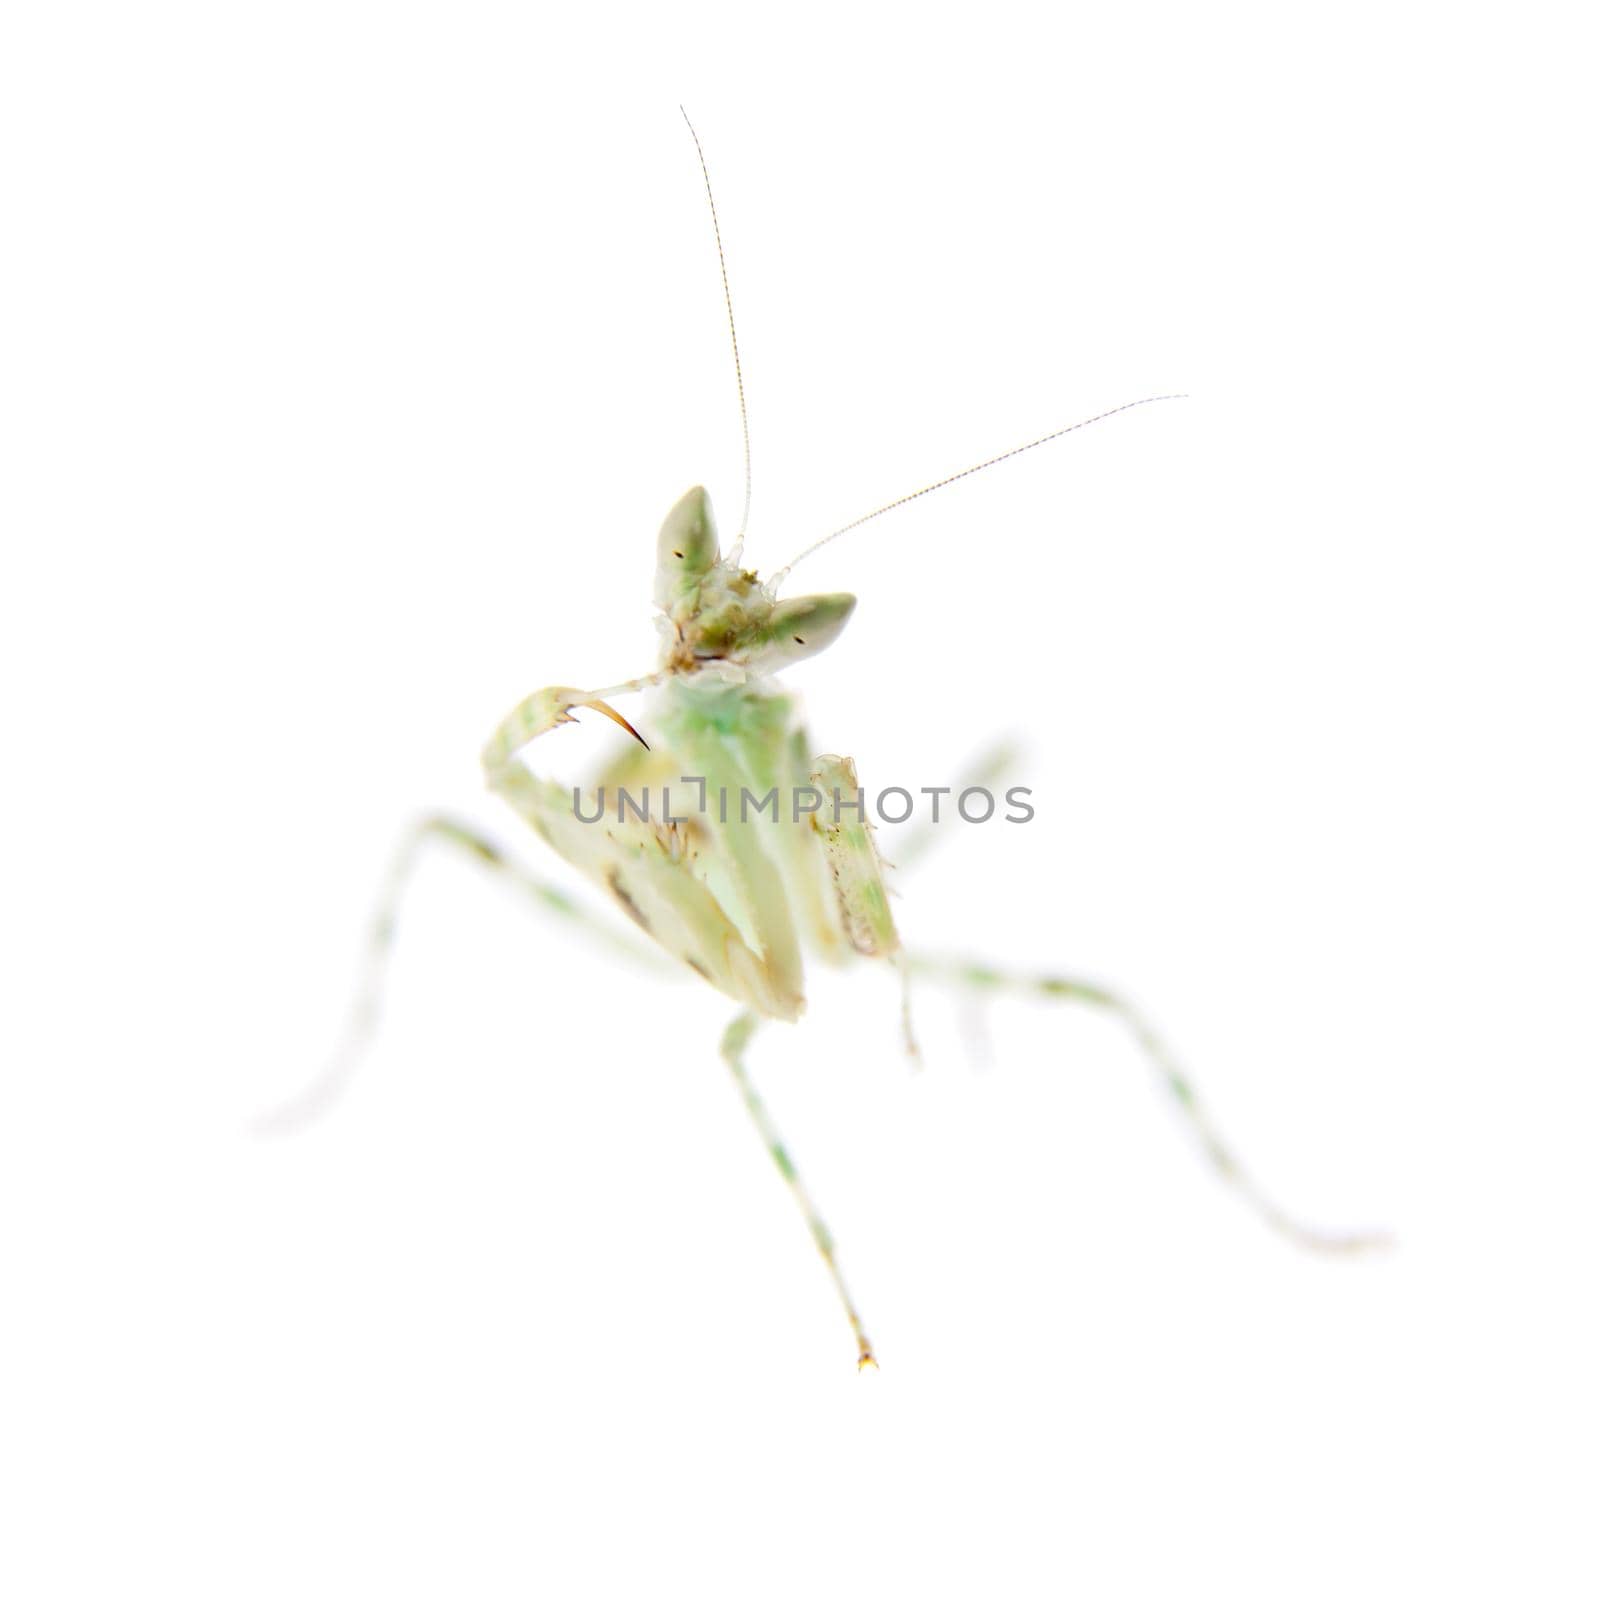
[773,392,1188,583]
[680,107,753,562]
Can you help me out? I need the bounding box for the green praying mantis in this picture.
[261,112,1385,1369]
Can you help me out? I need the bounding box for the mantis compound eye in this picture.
[738,592,856,672]
[654,486,720,611]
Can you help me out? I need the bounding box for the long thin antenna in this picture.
[679,106,752,560]
[773,393,1187,582]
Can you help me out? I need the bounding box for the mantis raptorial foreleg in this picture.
[480,684,653,781]
[485,683,810,1020]
[909,956,1390,1255]
[807,753,919,1060]
[253,813,664,1135]
[720,1011,878,1370]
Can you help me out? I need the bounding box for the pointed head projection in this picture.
[653,487,855,675]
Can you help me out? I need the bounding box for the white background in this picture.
[4,3,1597,1596]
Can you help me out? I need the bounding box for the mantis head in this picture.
[653,486,855,675]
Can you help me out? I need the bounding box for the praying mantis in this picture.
[262,112,1385,1369]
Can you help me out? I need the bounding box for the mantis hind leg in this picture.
[253,814,662,1136]
[909,955,1389,1255]
[887,739,1023,875]
[721,1012,877,1370]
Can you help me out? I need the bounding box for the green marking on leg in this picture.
[1039,975,1101,1001]
[435,819,504,865]
[535,884,580,916]
[909,952,1390,1257]
[720,1012,877,1368]
[251,813,662,1137]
